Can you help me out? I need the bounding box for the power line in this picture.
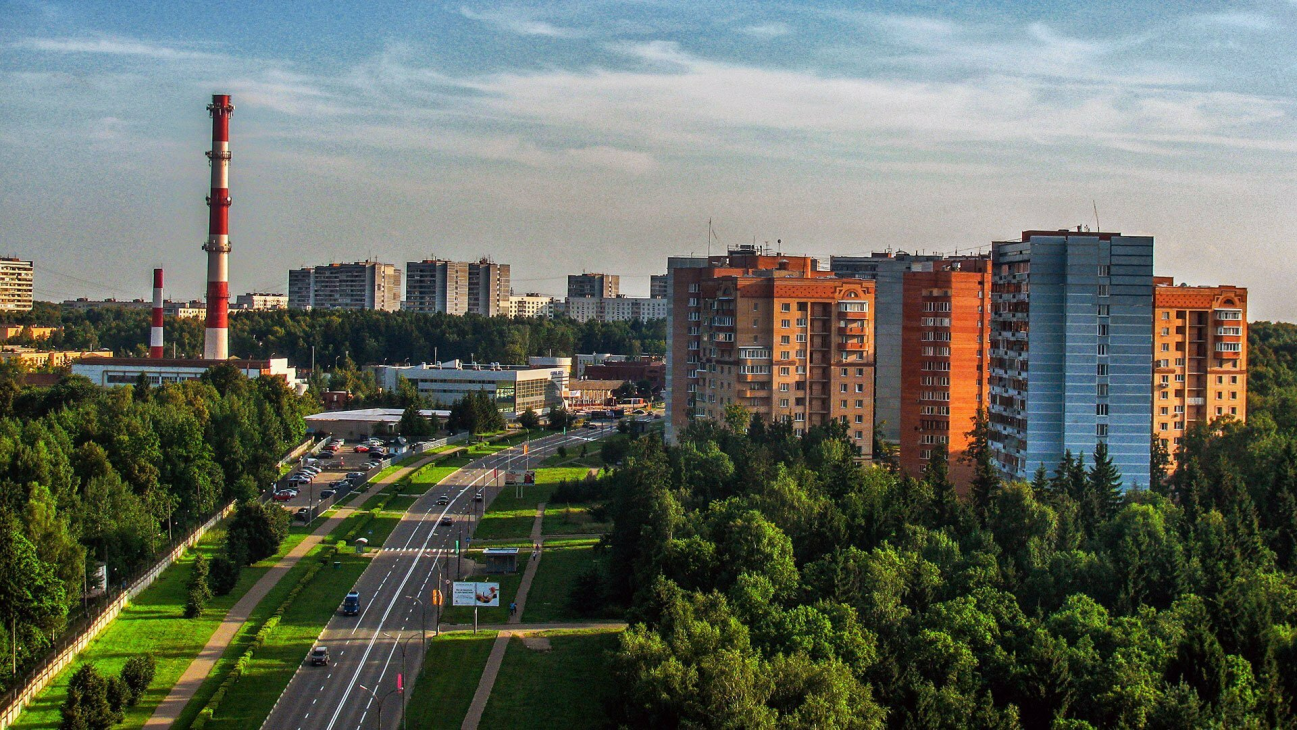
[33,263,137,297]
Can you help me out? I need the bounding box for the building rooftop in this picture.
[304,408,449,423]
[76,356,277,368]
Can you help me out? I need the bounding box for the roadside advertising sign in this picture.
[452,581,500,607]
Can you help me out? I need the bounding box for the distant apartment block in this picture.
[0,258,34,312]
[898,258,992,485]
[650,274,669,299]
[563,296,667,323]
[666,245,876,456]
[233,293,288,311]
[288,261,402,311]
[988,229,1153,488]
[568,273,619,299]
[404,259,510,316]
[1153,278,1247,453]
[61,298,205,318]
[507,293,556,319]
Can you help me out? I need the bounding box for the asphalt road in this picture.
[261,427,613,730]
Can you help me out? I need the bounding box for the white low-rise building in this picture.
[73,356,302,388]
[370,360,568,416]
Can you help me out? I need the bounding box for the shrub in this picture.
[119,654,155,706]
[567,565,606,617]
[60,663,121,730]
[185,553,212,618]
[209,554,242,596]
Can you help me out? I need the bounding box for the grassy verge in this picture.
[521,540,616,624]
[200,549,369,729]
[478,629,621,730]
[541,504,608,536]
[476,468,597,540]
[405,631,498,730]
[12,523,289,729]
[439,552,530,626]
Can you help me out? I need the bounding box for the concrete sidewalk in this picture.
[143,452,444,728]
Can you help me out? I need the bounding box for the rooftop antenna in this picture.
[1092,200,1101,233]
[707,218,713,258]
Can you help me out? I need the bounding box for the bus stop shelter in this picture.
[482,547,519,574]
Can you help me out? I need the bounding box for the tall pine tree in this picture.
[964,409,1001,519]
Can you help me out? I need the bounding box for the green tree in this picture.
[119,654,155,706]
[397,403,433,441]
[964,409,1001,519]
[225,500,289,565]
[60,663,121,730]
[518,407,541,431]
[184,553,211,618]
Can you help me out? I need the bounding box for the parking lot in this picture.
[272,438,408,520]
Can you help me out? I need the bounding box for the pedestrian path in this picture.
[143,452,444,728]
[461,502,547,729]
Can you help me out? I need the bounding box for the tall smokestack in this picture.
[150,268,164,358]
[203,94,234,360]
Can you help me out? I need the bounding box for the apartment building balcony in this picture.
[737,388,771,399]
[737,371,772,382]
[837,310,869,320]
[1187,397,1206,406]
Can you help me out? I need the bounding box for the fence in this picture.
[0,500,237,728]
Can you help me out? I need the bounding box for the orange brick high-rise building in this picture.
[898,258,992,485]
[665,245,876,457]
[1152,277,1247,455]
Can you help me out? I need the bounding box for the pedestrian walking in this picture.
[509,601,517,616]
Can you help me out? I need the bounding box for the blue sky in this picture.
[2,1,1295,318]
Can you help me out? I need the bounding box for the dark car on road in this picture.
[439,516,454,526]
[342,591,361,616]
[435,495,449,506]
[473,491,484,502]
[309,646,330,666]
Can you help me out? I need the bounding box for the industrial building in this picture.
[665,245,876,456]
[1152,278,1247,454]
[0,258,33,312]
[370,360,568,416]
[988,229,1154,488]
[73,356,301,387]
[288,261,402,311]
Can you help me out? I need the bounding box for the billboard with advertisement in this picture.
[452,581,501,607]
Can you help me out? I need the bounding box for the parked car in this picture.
[309,646,330,666]
[354,445,370,453]
[370,450,388,459]
[319,489,335,500]
[273,490,296,502]
[346,471,366,480]
[295,507,311,521]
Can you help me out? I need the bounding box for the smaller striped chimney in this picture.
[150,268,165,359]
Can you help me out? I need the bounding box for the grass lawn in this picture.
[13,523,291,730]
[405,631,498,730]
[541,504,608,536]
[521,540,616,624]
[478,629,622,730]
[202,549,370,729]
[439,552,531,626]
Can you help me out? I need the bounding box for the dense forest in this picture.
[586,322,1297,728]
[5,304,666,366]
[0,365,311,690]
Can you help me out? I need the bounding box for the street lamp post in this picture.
[382,632,420,730]
[356,683,399,730]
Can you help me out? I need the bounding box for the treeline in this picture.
[11,303,666,365]
[0,364,310,690]
[593,411,1297,728]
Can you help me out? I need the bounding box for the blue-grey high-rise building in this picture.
[988,229,1153,489]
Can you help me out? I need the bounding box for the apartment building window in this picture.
[1231,375,1239,384]
[780,335,790,344]
[781,303,791,312]
[855,399,864,408]
[688,283,699,293]
[779,398,789,408]
[855,383,864,393]
[840,399,848,408]
[855,431,864,440]
[1175,374,1185,382]
[1160,391,1168,400]
[840,383,848,393]
[796,317,808,326]
[1096,423,1108,437]
[856,368,865,376]
[1174,405,1184,414]
[688,298,698,306]
[1097,344,1108,356]
[1161,343,1170,352]
[1160,407,1169,416]
[1216,375,1224,384]
[794,413,805,422]
[840,368,848,376]
[796,366,806,374]
[855,414,864,424]
[780,351,790,360]
[1097,383,1109,397]
[795,333,807,342]
[1099,305,1110,316]
[1098,323,1109,336]
[752,319,759,327]
[1161,311,1169,320]
[1160,422,1169,431]
[779,367,790,376]
[796,350,806,359]
[1096,403,1109,416]
[1097,264,1111,276]
[1097,285,1110,297]
[1230,391,1237,400]
[781,319,790,328]
[689,312,700,321]
[1161,328,1169,336]
[779,383,789,392]
[1231,407,1238,415]
[1175,358,1185,366]
[753,303,760,311]
[1216,407,1224,416]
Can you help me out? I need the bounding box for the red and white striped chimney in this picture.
[203,94,234,360]
[150,268,164,358]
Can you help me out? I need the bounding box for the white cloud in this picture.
[740,22,792,39]
[1192,11,1274,32]
[459,7,582,38]
[12,35,223,61]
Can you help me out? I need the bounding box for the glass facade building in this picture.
[988,231,1153,489]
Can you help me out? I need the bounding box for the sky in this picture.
[2,1,1296,318]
